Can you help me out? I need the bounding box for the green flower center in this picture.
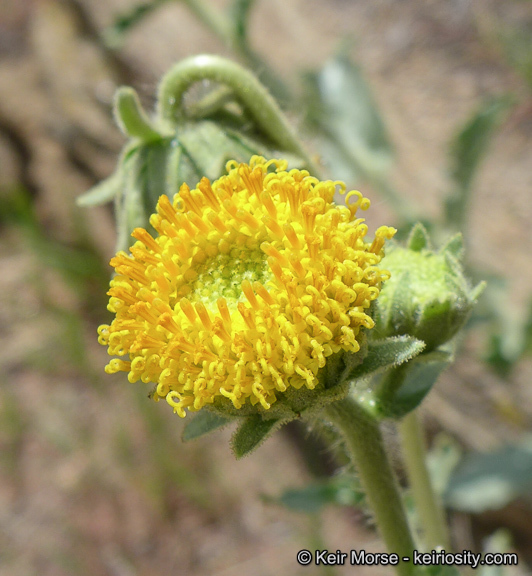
[190,249,272,310]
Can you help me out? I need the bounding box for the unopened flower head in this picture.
[373,225,484,352]
[98,157,395,417]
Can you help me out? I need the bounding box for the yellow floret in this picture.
[98,156,395,416]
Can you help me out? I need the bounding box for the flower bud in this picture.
[373,224,484,352]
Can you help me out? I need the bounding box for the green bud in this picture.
[373,223,484,352]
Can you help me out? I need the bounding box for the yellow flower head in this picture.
[98,157,395,417]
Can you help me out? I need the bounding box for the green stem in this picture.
[398,411,450,551]
[156,54,319,174]
[181,0,291,102]
[325,396,416,576]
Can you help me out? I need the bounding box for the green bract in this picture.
[373,223,484,352]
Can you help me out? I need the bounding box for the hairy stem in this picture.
[156,54,319,174]
[325,396,416,576]
[181,0,291,102]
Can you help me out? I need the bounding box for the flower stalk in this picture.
[325,396,416,576]
[398,410,450,551]
[156,54,319,174]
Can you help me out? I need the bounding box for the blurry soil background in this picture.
[1,1,532,575]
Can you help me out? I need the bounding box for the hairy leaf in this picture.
[182,411,230,441]
[231,415,284,458]
[347,336,425,381]
[445,438,532,513]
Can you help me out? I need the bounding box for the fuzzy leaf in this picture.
[407,222,431,252]
[302,51,393,183]
[470,281,486,303]
[114,86,163,141]
[182,411,230,441]
[103,0,170,48]
[265,475,364,515]
[445,438,532,513]
[440,233,464,261]
[230,0,256,47]
[232,415,284,458]
[445,96,511,230]
[347,336,425,381]
[378,349,453,418]
[427,434,463,497]
[76,171,122,206]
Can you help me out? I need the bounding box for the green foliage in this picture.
[484,290,532,377]
[427,434,462,497]
[407,223,432,253]
[445,436,532,513]
[374,234,484,352]
[78,73,304,252]
[347,336,425,381]
[113,86,163,141]
[498,22,532,90]
[444,96,512,232]
[87,1,532,553]
[376,349,454,419]
[231,415,285,458]
[103,0,171,48]
[229,0,256,49]
[303,51,393,182]
[265,474,365,514]
[182,411,230,441]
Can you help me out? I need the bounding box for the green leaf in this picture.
[76,171,122,206]
[231,415,284,458]
[347,336,425,381]
[230,0,256,47]
[302,51,393,183]
[469,280,486,303]
[445,96,512,230]
[377,349,453,419]
[138,139,174,217]
[175,119,297,183]
[182,411,230,441]
[103,0,170,48]
[407,222,431,252]
[114,86,164,141]
[265,475,365,515]
[445,437,532,513]
[427,434,462,496]
[498,22,532,90]
[440,233,464,261]
[114,145,151,252]
[484,291,528,377]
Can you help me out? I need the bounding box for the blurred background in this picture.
[1,0,532,574]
